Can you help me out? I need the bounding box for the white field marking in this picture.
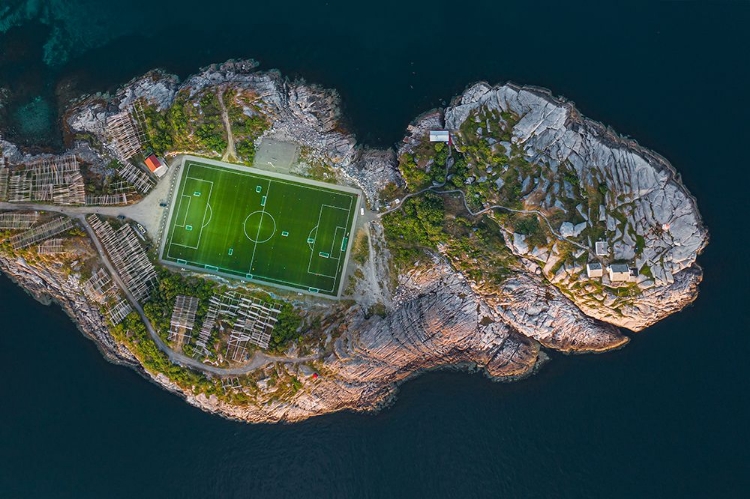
[307,225,318,250]
[168,194,338,292]
[183,162,357,201]
[181,157,361,195]
[329,194,356,289]
[167,257,337,293]
[174,195,192,227]
[306,205,351,279]
[306,206,326,274]
[247,273,335,293]
[321,204,351,211]
[242,211,277,243]
[327,226,346,260]
[203,203,213,228]
[247,181,271,272]
[319,200,353,258]
[184,161,357,271]
[167,177,214,252]
[305,269,340,279]
[173,161,357,291]
[165,163,199,257]
[188,179,213,251]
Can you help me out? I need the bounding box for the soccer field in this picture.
[160,156,360,297]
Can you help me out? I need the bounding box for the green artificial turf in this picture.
[161,158,359,296]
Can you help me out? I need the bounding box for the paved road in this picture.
[0,157,175,236]
[1,173,319,377]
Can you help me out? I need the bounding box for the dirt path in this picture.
[433,188,592,253]
[0,197,321,377]
[362,223,389,308]
[377,185,591,255]
[217,88,237,162]
[77,214,318,375]
[377,144,588,253]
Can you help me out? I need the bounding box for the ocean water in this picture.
[1,1,749,497]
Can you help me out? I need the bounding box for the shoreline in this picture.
[0,60,708,423]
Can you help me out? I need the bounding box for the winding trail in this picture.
[0,198,319,377]
[363,223,389,308]
[80,211,315,375]
[217,88,237,162]
[376,146,590,255]
[431,189,592,253]
[0,143,585,378]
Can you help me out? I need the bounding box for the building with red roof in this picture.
[144,154,167,177]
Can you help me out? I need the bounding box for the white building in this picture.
[608,263,631,282]
[628,267,638,282]
[586,262,603,278]
[145,154,168,178]
[429,130,450,143]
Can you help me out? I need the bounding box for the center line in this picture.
[248,181,270,272]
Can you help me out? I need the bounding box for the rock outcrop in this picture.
[0,254,137,367]
[0,61,707,423]
[184,263,543,422]
[440,82,708,331]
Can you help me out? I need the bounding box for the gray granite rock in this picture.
[443,81,707,331]
[513,233,529,254]
[0,65,709,423]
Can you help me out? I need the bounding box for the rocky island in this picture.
[0,60,707,423]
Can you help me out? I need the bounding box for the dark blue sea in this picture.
[1,1,749,497]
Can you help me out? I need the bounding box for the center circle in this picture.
[243,211,277,243]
